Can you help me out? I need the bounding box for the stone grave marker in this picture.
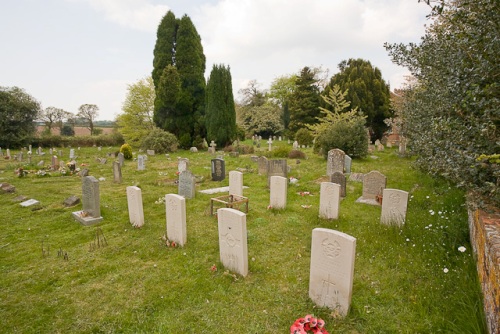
[137,155,145,171]
[6,149,11,159]
[18,152,23,162]
[319,182,341,220]
[208,140,217,154]
[229,171,243,196]
[217,208,248,277]
[309,228,356,316]
[165,194,187,246]
[100,158,107,165]
[146,149,155,155]
[189,147,198,153]
[0,147,2,156]
[113,161,122,183]
[211,158,225,181]
[330,171,346,198]
[118,152,125,167]
[344,155,352,174]
[267,137,273,151]
[58,150,62,157]
[178,158,189,173]
[399,137,406,155]
[51,156,58,170]
[257,156,268,175]
[63,195,80,207]
[327,149,345,176]
[178,170,195,199]
[69,149,75,159]
[270,175,287,209]
[37,160,44,167]
[356,170,386,205]
[20,199,40,207]
[127,186,144,228]
[267,159,287,186]
[72,176,103,225]
[380,189,409,226]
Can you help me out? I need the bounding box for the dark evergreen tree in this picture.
[154,65,181,134]
[152,11,177,89]
[325,58,392,141]
[288,67,321,133]
[205,64,236,147]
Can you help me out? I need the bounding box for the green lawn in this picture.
[0,143,486,333]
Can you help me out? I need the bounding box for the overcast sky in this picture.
[1,0,430,121]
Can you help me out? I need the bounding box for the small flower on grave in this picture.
[176,171,180,175]
[211,264,217,272]
[290,314,328,334]
[267,205,272,210]
[458,246,466,253]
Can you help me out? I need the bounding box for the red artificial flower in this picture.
[316,319,325,328]
[211,264,217,272]
[310,317,318,327]
[171,241,176,248]
[304,314,313,323]
[290,324,307,334]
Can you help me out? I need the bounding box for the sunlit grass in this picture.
[0,142,486,333]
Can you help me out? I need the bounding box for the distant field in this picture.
[36,126,115,136]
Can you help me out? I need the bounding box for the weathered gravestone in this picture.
[72,176,103,225]
[51,156,58,170]
[330,171,346,198]
[356,170,387,205]
[178,158,189,173]
[344,155,352,174]
[20,199,40,207]
[267,159,287,186]
[137,155,145,171]
[319,182,341,220]
[380,189,409,226]
[217,208,248,277]
[257,156,268,175]
[327,149,345,176]
[229,171,244,196]
[118,152,125,167]
[6,149,11,159]
[270,175,287,209]
[69,149,75,159]
[63,195,80,207]
[146,149,155,155]
[165,194,187,246]
[208,140,217,154]
[309,228,356,316]
[127,186,144,228]
[178,170,195,199]
[113,161,122,183]
[211,158,225,181]
[189,147,198,153]
[399,137,407,155]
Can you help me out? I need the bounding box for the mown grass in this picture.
[0,142,486,333]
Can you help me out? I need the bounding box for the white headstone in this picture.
[126,186,144,228]
[137,155,145,171]
[118,152,125,167]
[69,149,75,159]
[309,228,356,316]
[269,175,287,209]
[178,158,189,173]
[217,208,248,277]
[267,137,273,151]
[380,189,409,226]
[165,194,187,246]
[293,141,299,149]
[319,182,341,220]
[228,171,243,196]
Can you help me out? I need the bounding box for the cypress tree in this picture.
[152,11,177,89]
[205,64,236,147]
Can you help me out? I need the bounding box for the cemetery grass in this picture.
[0,144,486,333]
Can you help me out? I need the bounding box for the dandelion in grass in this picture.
[443,268,449,273]
[458,246,466,253]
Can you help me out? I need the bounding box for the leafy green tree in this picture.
[0,86,41,148]
[117,76,156,147]
[206,64,236,147]
[288,67,322,133]
[238,80,266,107]
[236,103,283,137]
[385,0,500,205]
[77,104,99,136]
[268,75,297,132]
[325,58,392,141]
[40,106,67,134]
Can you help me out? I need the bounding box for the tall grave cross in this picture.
[267,137,273,151]
[209,140,217,154]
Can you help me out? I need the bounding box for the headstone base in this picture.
[355,197,381,206]
[72,211,103,226]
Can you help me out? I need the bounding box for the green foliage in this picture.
[385,0,500,205]
[117,76,156,148]
[294,128,313,146]
[288,67,321,133]
[205,64,236,147]
[316,119,368,158]
[325,58,392,140]
[178,132,191,150]
[33,132,124,148]
[60,124,74,136]
[77,104,99,136]
[119,143,133,160]
[140,128,178,154]
[237,103,284,137]
[0,86,41,148]
[152,11,177,89]
[272,145,291,158]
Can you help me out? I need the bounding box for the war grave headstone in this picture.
[267,159,287,187]
[178,158,189,173]
[258,156,268,175]
[137,155,145,171]
[127,186,144,228]
[165,194,187,246]
[309,228,356,316]
[330,171,346,198]
[319,182,341,220]
[211,158,225,181]
[72,176,103,225]
[344,155,352,174]
[229,171,243,196]
[269,175,287,209]
[380,189,409,226]
[178,170,195,199]
[113,161,122,183]
[327,149,345,176]
[356,170,386,206]
[217,208,248,277]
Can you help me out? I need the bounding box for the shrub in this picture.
[288,150,306,159]
[316,120,368,159]
[272,146,291,158]
[120,143,133,160]
[140,128,178,154]
[295,128,313,146]
[179,133,191,149]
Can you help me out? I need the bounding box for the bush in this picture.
[272,146,291,158]
[316,120,368,159]
[295,128,313,146]
[140,128,178,154]
[288,150,306,159]
[179,133,191,149]
[120,143,133,160]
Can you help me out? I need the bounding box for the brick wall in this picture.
[468,207,500,334]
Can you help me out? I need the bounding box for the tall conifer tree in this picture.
[288,67,321,133]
